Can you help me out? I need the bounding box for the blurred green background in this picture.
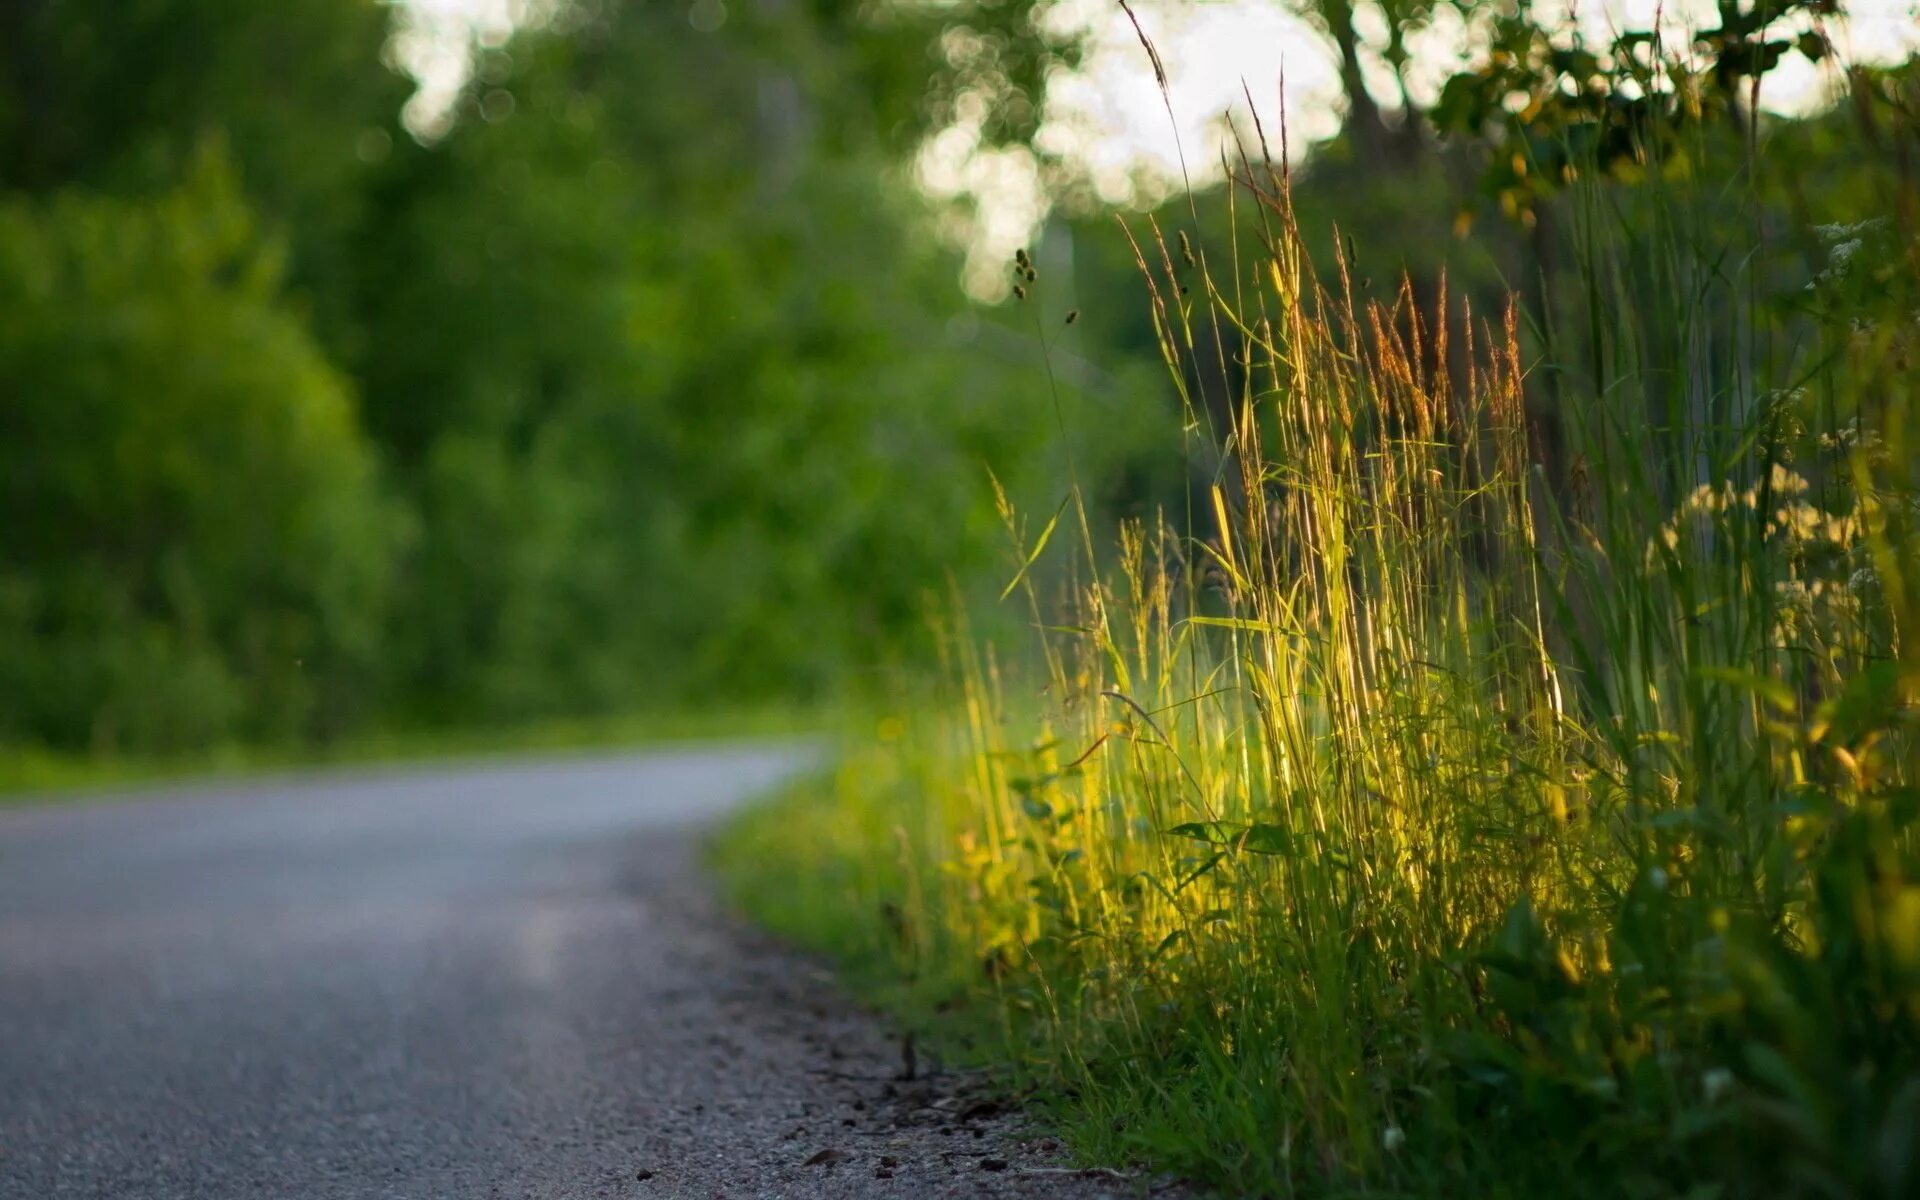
[0,0,1138,768]
[1,0,1910,774]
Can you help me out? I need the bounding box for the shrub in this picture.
[0,153,400,754]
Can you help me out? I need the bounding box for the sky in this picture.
[397,0,1920,293]
[1029,0,1920,184]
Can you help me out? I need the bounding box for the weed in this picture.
[720,59,1920,1200]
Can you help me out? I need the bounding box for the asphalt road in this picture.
[0,747,1142,1200]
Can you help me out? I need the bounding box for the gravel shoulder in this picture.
[619,830,1173,1200]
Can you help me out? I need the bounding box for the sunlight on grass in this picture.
[720,111,1919,1196]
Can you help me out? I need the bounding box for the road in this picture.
[0,747,1138,1200]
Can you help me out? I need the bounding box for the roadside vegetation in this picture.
[7,0,1916,1190]
[720,16,1920,1198]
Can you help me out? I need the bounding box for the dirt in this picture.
[621,833,1184,1200]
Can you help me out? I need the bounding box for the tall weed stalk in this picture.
[724,76,1920,1200]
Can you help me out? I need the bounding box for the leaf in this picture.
[1882,785,1920,828]
[1742,1043,1818,1118]
[1150,929,1189,961]
[1176,851,1228,890]
[1209,485,1241,583]
[1167,820,1236,844]
[1184,615,1285,634]
[1812,661,1903,747]
[1165,820,1301,856]
[1239,823,1303,856]
[999,493,1071,601]
[1494,895,1545,963]
[1695,666,1796,714]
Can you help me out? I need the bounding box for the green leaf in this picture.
[999,493,1071,601]
[1813,661,1903,746]
[1239,823,1302,856]
[1881,786,1920,828]
[1176,851,1228,890]
[1695,666,1797,714]
[1150,929,1189,961]
[1184,615,1285,634]
[1167,820,1236,844]
[1166,821,1301,856]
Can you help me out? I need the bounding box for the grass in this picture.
[718,87,1920,1200]
[0,703,814,803]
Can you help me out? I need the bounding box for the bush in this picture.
[0,154,400,754]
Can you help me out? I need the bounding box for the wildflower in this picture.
[1767,463,1810,496]
[1814,219,1888,242]
[1382,1125,1406,1153]
[1678,483,1731,515]
[1768,501,1855,545]
[1811,219,1890,285]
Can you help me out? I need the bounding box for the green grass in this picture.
[719,113,1920,1198]
[1,703,815,803]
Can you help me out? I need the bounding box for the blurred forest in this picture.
[1,0,1912,760]
[0,0,1152,757]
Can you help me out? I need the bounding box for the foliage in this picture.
[719,83,1920,1197]
[0,0,411,345]
[1427,0,1840,211]
[0,0,1153,756]
[344,14,1094,721]
[0,155,399,752]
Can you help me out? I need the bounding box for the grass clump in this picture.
[720,118,1920,1198]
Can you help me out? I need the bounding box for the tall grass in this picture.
[721,85,1919,1198]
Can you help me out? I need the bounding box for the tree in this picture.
[0,0,411,348]
[0,155,399,752]
[342,4,1086,717]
